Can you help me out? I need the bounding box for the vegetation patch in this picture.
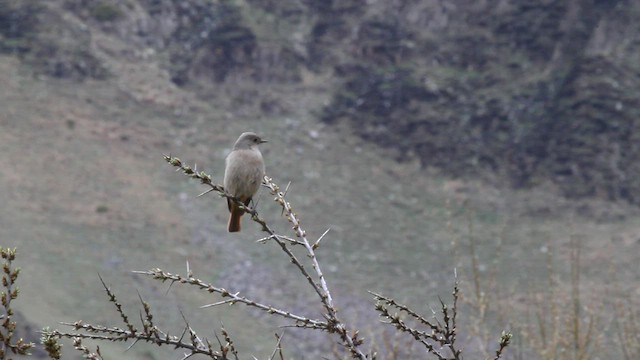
[90,3,122,22]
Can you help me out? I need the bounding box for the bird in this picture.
[223,132,267,232]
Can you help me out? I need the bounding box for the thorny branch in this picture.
[164,155,368,359]
[133,268,327,330]
[39,155,512,359]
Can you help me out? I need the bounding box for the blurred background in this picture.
[1,0,639,358]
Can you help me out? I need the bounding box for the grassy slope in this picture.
[1,11,640,359]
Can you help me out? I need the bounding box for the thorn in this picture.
[313,228,331,249]
[213,332,224,349]
[179,308,190,325]
[196,188,215,198]
[177,323,188,343]
[165,280,176,295]
[136,290,146,306]
[256,235,273,244]
[124,338,140,352]
[253,192,262,210]
[200,299,236,308]
[283,181,292,197]
[180,352,195,360]
[97,273,108,290]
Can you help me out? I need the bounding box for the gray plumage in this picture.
[223,132,266,232]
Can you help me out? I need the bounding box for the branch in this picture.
[165,155,368,359]
[132,268,327,330]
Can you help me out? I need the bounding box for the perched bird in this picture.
[223,132,267,232]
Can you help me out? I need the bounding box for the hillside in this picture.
[1,1,639,359]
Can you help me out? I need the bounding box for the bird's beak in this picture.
[259,139,268,144]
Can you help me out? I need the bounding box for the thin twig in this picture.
[268,332,285,360]
[133,268,327,329]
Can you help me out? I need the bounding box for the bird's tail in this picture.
[228,204,244,232]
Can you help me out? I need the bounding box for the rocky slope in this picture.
[4,0,639,203]
[317,0,640,202]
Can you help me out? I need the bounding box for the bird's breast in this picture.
[223,149,265,199]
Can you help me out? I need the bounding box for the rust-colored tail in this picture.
[227,203,244,232]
